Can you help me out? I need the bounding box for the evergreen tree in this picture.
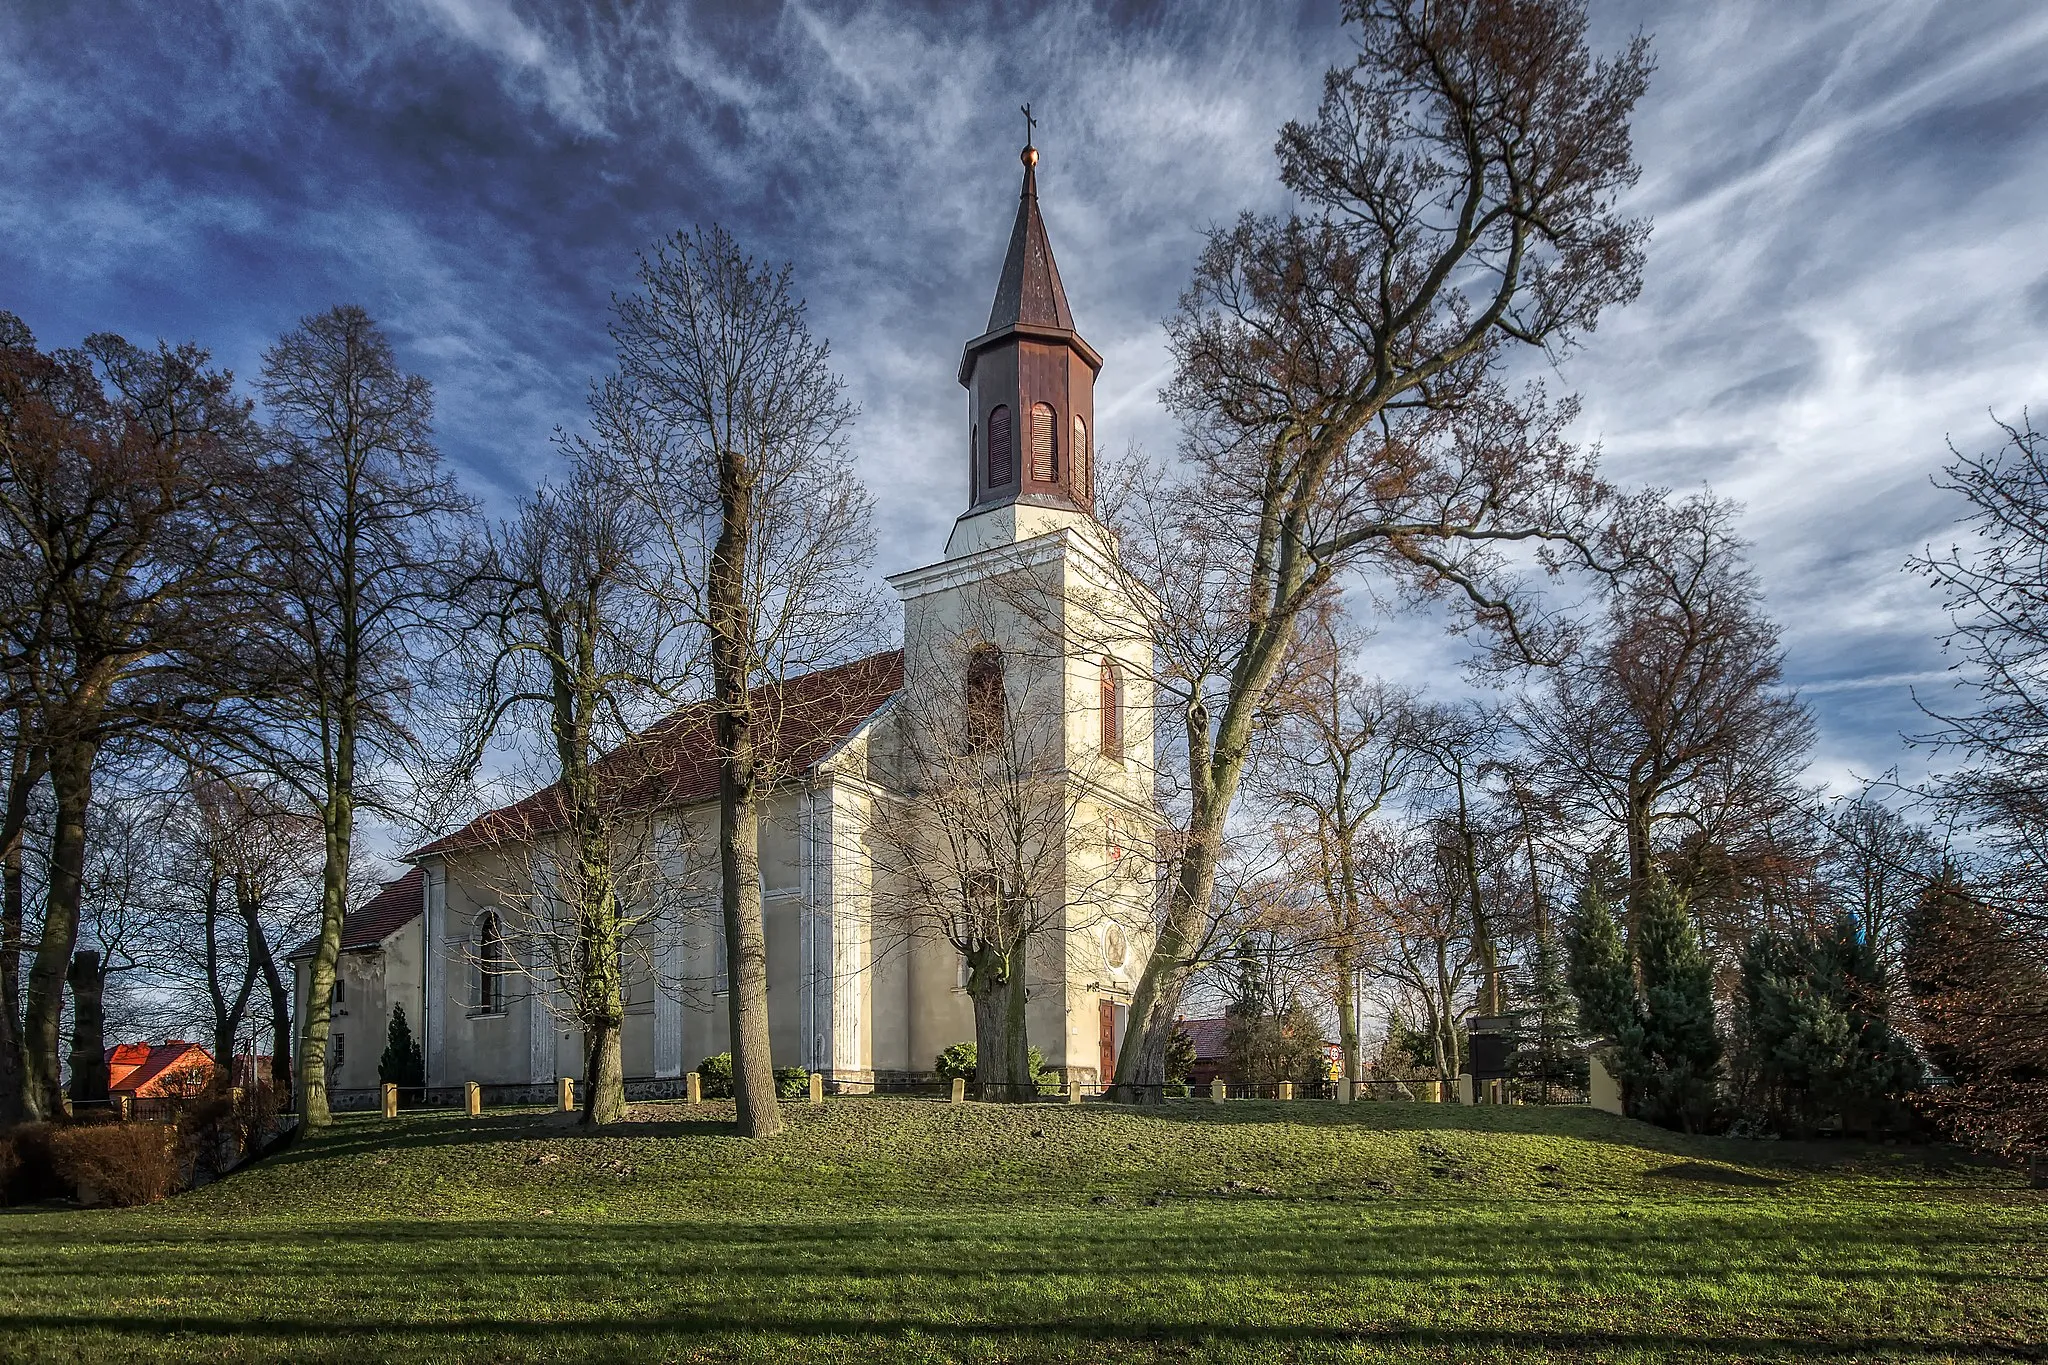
[377,1004,425,1092]
[1514,929,1589,1096]
[1736,917,1922,1136]
[1632,873,1721,1132]
[1566,874,1636,1041]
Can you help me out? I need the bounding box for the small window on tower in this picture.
[1031,402,1057,482]
[1100,656,1123,760]
[987,406,1013,487]
[966,644,1005,751]
[1073,416,1089,497]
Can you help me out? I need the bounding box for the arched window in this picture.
[474,911,505,1014]
[1072,415,1089,498]
[986,406,1013,488]
[966,643,1005,751]
[1099,656,1123,760]
[1030,402,1057,482]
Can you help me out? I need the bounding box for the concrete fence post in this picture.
[1277,1081,1294,1101]
[1454,1074,1475,1106]
[1210,1078,1226,1104]
[117,1094,132,1121]
[808,1072,824,1106]
[950,1076,967,1104]
[686,1071,702,1105]
[1067,1078,1083,1106]
[558,1076,575,1113]
[465,1081,481,1117]
[381,1083,398,1119]
[1336,1078,1354,1105]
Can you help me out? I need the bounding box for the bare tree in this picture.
[462,441,676,1124]
[605,226,875,1138]
[251,305,476,1127]
[0,315,262,1120]
[1104,0,1651,1094]
[1249,603,1422,1082]
[1518,493,1815,938]
[872,593,1136,1098]
[1910,414,2048,924]
[1359,820,1480,1084]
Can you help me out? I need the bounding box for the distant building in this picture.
[1175,1016,1343,1088]
[106,1040,213,1100]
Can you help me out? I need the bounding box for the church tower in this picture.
[946,130,1104,559]
[885,127,1159,1086]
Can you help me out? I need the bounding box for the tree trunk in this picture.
[1334,945,1359,1083]
[1115,820,1222,1100]
[236,870,292,1095]
[65,950,109,1109]
[21,733,95,1121]
[574,817,628,1125]
[710,453,780,1138]
[965,938,1031,1100]
[1624,785,1653,944]
[297,753,354,1127]
[582,1020,627,1124]
[0,737,44,1126]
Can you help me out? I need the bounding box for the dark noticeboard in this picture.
[1467,1014,1517,1080]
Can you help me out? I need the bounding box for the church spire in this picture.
[958,116,1102,519]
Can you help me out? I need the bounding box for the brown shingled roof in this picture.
[287,867,425,960]
[409,650,903,861]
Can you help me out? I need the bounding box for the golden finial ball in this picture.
[1021,145,1039,168]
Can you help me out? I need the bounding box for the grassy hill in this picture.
[2,1098,2043,1362]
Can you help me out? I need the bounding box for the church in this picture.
[293,137,1160,1102]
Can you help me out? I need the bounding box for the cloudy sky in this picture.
[4,0,2046,804]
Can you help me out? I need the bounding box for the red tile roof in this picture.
[409,650,903,860]
[1177,1016,1230,1061]
[286,867,425,960]
[106,1040,214,1097]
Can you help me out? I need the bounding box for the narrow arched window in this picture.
[966,643,1005,751]
[987,406,1013,488]
[1030,402,1057,482]
[1099,656,1123,760]
[475,912,505,1014]
[1072,415,1089,498]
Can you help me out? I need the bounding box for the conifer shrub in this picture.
[378,1004,426,1093]
[1733,917,1923,1138]
[47,1122,180,1207]
[695,1053,734,1099]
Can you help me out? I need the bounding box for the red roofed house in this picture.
[107,1040,214,1101]
[320,139,1161,1101]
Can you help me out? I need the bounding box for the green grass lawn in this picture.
[2,1098,2043,1362]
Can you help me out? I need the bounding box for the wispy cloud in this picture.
[1,0,2044,806]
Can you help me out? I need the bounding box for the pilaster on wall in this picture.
[825,784,871,1078]
[526,955,553,1085]
[424,863,446,1085]
[653,919,683,1078]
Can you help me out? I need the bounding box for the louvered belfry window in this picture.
[1031,402,1057,482]
[987,406,1013,488]
[1072,415,1089,498]
[966,643,1005,751]
[1099,656,1123,760]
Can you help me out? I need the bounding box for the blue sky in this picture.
[5,0,2047,804]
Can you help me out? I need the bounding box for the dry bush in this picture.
[47,1122,180,1207]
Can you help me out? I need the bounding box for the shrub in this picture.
[379,1004,426,1091]
[48,1122,180,1207]
[1735,917,1923,1138]
[933,1042,1060,1095]
[1,1123,66,1205]
[774,1067,811,1100]
[695,1054,734,1099]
